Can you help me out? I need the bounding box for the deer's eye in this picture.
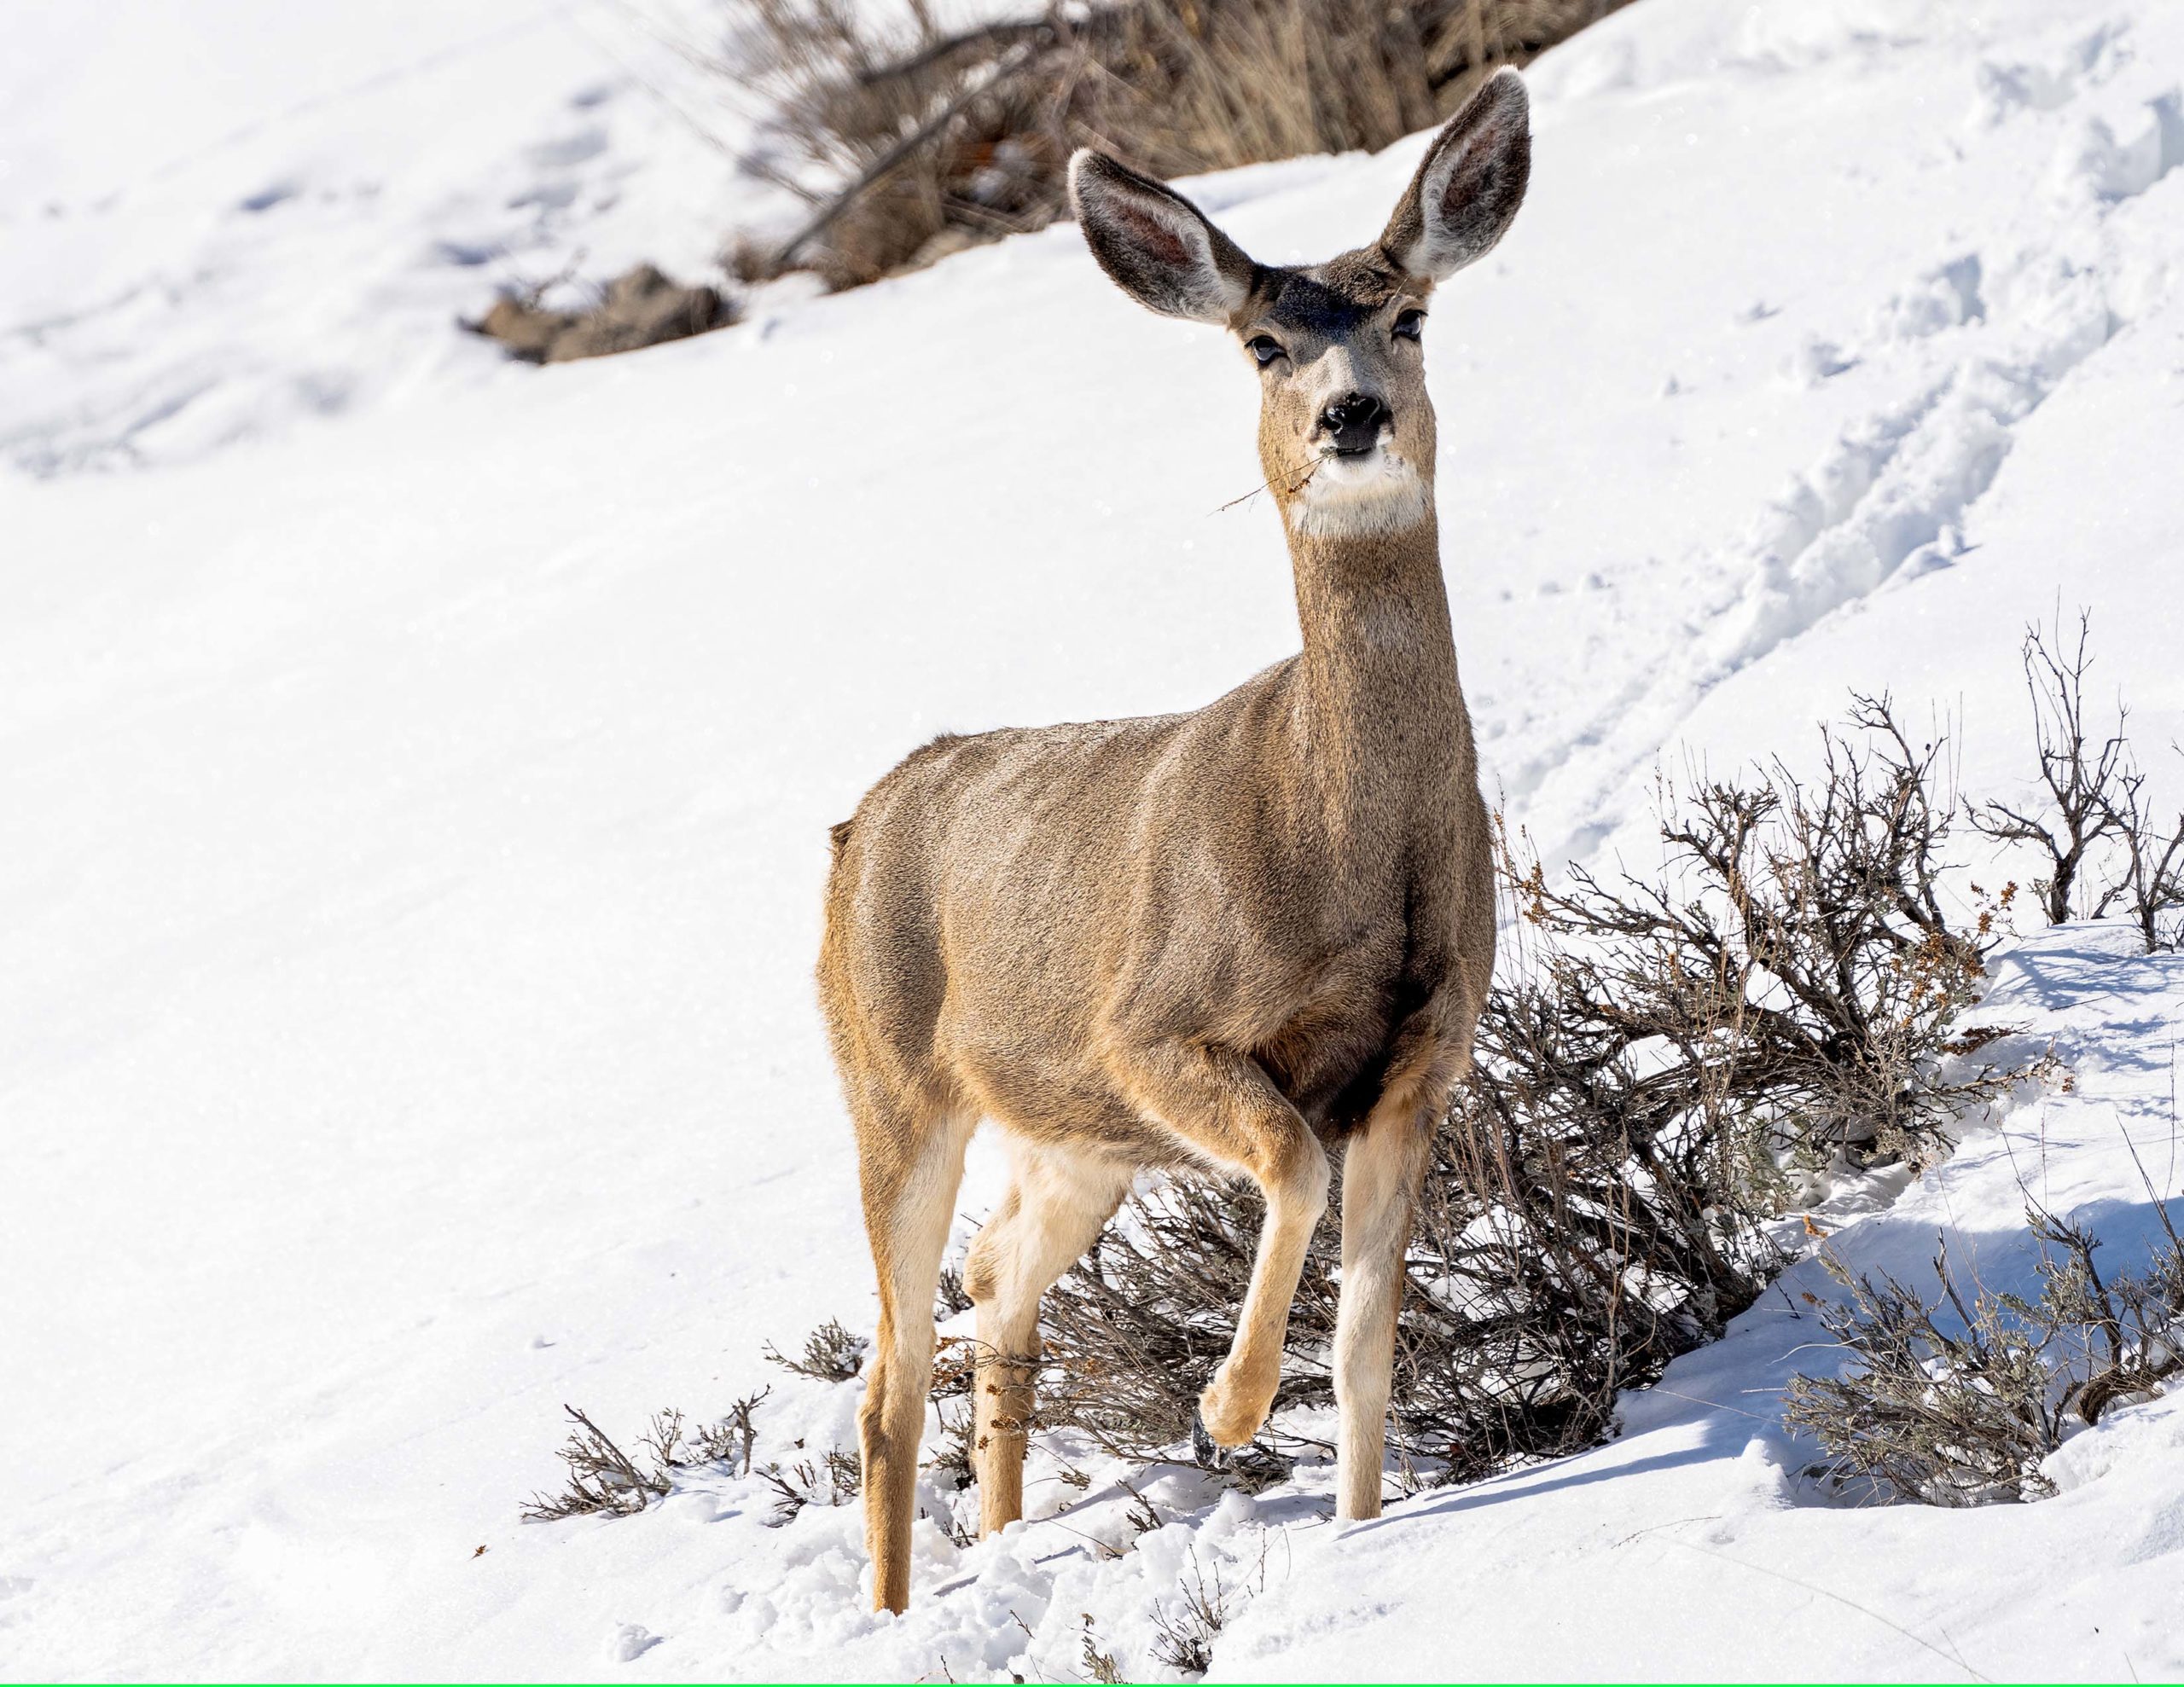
[1393,308,1426,343]
[1246,334,1286,368]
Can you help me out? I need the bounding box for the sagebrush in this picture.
[1786,1198,2184,1505]
[523,1392,772,1521]
[1970,610,2184,953]
[1035,693,2037,1482]
[764,1315,868,1381]
[727,0,1630,288]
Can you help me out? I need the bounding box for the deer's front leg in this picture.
[1111,1039,1330,1448]
[1333,1023,1462,1520]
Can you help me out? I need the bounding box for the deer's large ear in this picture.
[1379,67,1531,282]
[1068,150,1257,324]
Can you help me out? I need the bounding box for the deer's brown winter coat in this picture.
[816,68,1531,1613]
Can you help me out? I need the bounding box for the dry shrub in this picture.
[924,1333,982,1516]
[1149,1550,1230,1674]
[2109,758,2184,955]
[694,1387,773,1476]
[523,1391,778,1520]
[1037,694,2040,1484]
[759,1447,864,1524]
[1786,1201,2184,1505]
[727,0,1633,289]
[1035,983,1777,1483]
[2030,1205,2184,1426]
[1080,1615,1126,1684]
[1971,611,2135,926]
[525,1319,870,1526]
[523,1404,675,1520]
[1971,609,2184,952]
[764,1314,868,1381]
[1785,1243,2066,1506]
[1510,693,2018,1174]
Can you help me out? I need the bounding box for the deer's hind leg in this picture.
[962,1144,1130,1534]
[852,1086,973,1614]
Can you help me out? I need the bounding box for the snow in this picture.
[0,0,758,476]
[5,0,2184,1678]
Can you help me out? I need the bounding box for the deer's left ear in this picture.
[1379,67,1531,282]
[1069,149,1258,324]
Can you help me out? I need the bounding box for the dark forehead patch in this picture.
[1258,247,1406,336]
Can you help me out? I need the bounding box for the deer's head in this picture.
[1069,69,1531,541]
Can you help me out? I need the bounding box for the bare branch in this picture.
[2102,741,2184,954]
[1970,610,2134,924]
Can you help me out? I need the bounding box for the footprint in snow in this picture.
[606,1622,660,1662]
[1786,335,1859,386]
[1970,20,2129,126]
[526,127,609,170]
[1876,254,1985,340]
[2046,96,2184,206]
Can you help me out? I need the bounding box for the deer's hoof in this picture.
[1205,1361,1275,1440]
[1190,1406,1232,1472]
[1194,1371,1269,1450]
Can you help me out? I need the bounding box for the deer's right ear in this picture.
[1068,150,1256,325]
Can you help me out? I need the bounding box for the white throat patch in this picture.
[1287,452,1431,540]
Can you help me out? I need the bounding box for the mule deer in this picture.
[817,68,1529,1613]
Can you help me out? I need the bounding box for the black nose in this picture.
[1318,391,1391,454]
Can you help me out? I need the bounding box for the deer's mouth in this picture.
[1287,451,1430,537]
[1290,437,1425,526]
[1313,440,1405,479]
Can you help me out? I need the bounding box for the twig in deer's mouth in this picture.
[1211,455,1321,515]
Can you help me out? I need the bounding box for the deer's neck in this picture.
[1285,500,1468,826]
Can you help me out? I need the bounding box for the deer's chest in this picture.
[1253,891,1436,1133]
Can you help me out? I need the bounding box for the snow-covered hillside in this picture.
[4,0,2183,1678]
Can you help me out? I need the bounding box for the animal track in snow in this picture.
[605,1622,661,1662]
[1785,335,1860,386]
[1970,19,2130,126]
[1713,255,2113,673]
[2047,90,2184,205]
[1876,254,1985,339]
[1680,64,2184,709]
[1716,92,2182,675]
[525,126,609,170]
[1518,43,2183,869]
